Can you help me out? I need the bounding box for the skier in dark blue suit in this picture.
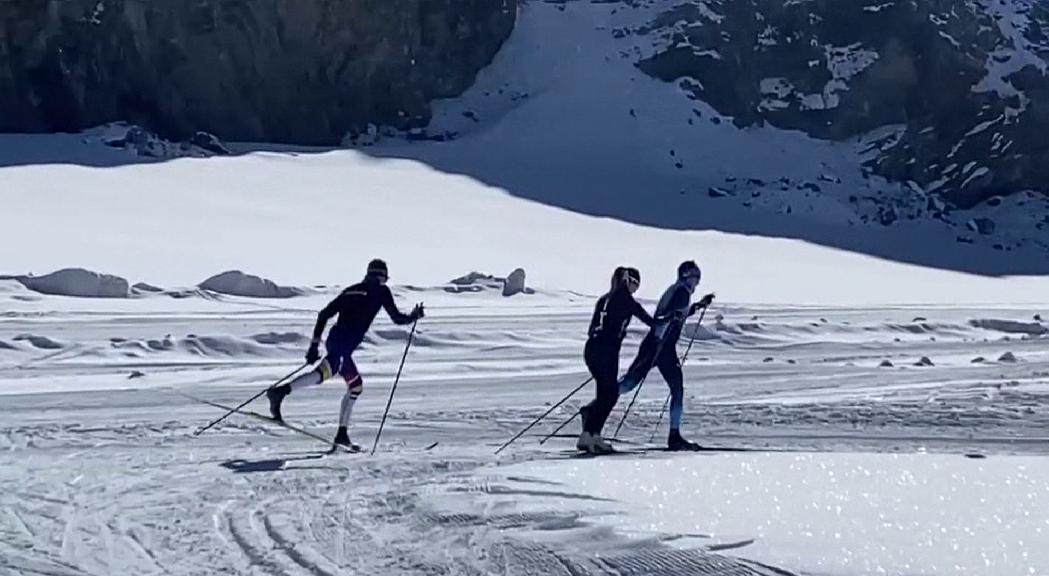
[618,260,713,451]
[267,259,423,447]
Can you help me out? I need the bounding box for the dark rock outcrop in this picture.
[0,0,516,144]
[634,0,1049,208]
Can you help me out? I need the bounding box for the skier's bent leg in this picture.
[619,336,658,394]
[269,359,336,420]
[288,358,336,391]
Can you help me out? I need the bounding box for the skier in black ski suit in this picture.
[576,267,664,454]
[267,259,423,448]
[618,260,713,451]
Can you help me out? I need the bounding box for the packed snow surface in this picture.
[2,283,1047,575]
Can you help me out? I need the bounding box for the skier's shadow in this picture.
[220,454,328,474]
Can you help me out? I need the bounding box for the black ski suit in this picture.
[581,289,656,435]
[312,277,415,380]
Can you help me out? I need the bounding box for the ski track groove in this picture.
[224,505,289,576]
[121,523,167,575]
[6,505,36,539]
[261,511,340,576]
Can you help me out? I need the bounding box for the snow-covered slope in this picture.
[3,1,1048,306]
[2,132,1048,305]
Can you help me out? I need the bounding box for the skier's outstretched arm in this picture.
[629,297,657,328]
[382,287,423,325]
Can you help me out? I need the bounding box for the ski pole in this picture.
[494,376,593,454]
[649,395,672,444]
[194,362,310,436]
[539,408,580,445]
[649,308,707,443]
[371,316,419,455]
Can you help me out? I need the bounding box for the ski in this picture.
[177,390,360,454]
[542,433,641,445]
[557,448,648,459]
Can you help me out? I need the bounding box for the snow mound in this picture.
[107,332,306,358]
[13,334,63,350]
[132,282,165,294]
[681,322,717,341]
[998,351,1019,363]
[250,332,307,345]
[447,269,533,296]
[447,271,503,292]
[181,335,269,357]
[198,271,303,299]
[969,319,1048,336]
[15,268,129,298]
[372,328,435,347]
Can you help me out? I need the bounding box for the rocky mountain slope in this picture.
[0,0,515,144]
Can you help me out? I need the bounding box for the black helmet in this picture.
[627,267,641,284]
[367,259,389,278]
[677,260,701,279]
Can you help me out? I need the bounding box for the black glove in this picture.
[692,293,715,314]
[305,342,320,364]
[411,304,425,321]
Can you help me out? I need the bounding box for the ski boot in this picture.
[333,426,361,452]
[588,435,614,455]
[667,429,701,452]
[266,384,290,422]
[576,431,593,452]
[579,404,591,433]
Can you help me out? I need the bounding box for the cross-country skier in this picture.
[617,260,713,451]
[576,267,661,454]
[266,259,423,448]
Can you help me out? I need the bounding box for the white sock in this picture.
[289,369,323,391]
[339,392,357,427]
